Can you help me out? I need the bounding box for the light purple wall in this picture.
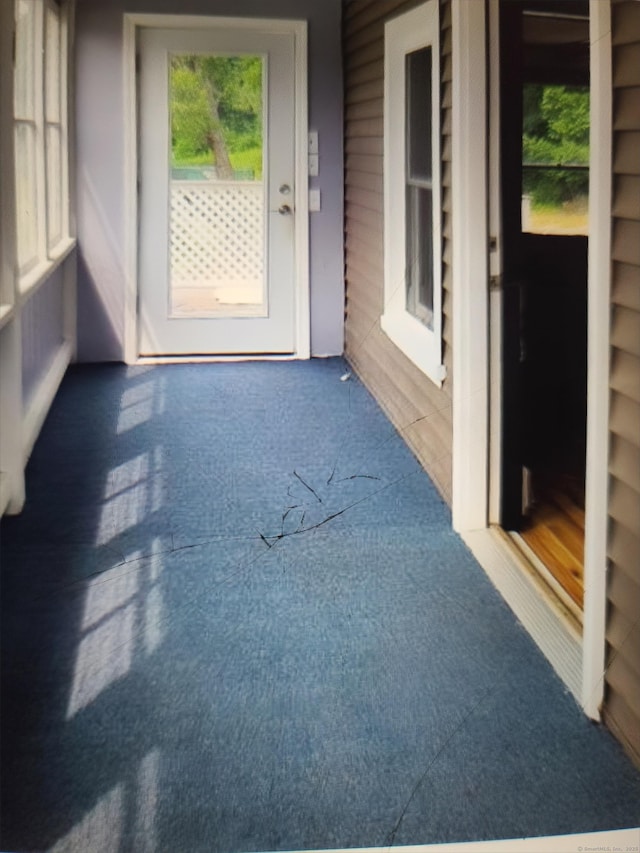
[75,0,344,361]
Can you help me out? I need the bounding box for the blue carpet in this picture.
[1,359,638,852]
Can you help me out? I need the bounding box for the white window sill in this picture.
[18,236,76,304]
[381,309,446,387]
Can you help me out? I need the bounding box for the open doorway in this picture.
[499,0,590,612]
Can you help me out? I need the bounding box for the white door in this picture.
[138,25,297,355]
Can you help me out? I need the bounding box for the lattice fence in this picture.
[170,182,264,287]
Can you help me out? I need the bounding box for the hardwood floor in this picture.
[521,480,585,609]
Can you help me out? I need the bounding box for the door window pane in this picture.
[522,84,589,235]
[169,54,266,317]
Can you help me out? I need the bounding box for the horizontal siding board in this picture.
[607,536,640,623]
[345,199,384,233]
[345,153,384,176]
[610,347,640,403]
[346,116,385,138]
[606,645,640,723]
[608,476,640,539]
[613,43,640,88]
[348,60,383,87]
[602,693,640,767]
[611,304,640,358]
[347,98,385,121]
[612,0,640,46]
[608,519,640,586]
[612,261,640,311]
[346,78,384,105]
[613,131,640,175]
[613,175,640,220]
[345,135,383,156]
[612,218,640,266]
[346,231,384,266]
[345,0,420,33]
[346,168,384,194]
[609,433,640,492]
[346,185,384,214]
[607,6,640,759]
[613,87,640,131]
[606,607,640,682]
[610,389,640,447]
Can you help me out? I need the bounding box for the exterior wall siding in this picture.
[343,0,454,503]
[603,0,640,766]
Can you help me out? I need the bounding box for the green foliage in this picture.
[522,84,589,206]
[171,65,212,161]
[170,55,263,177]
[229,147,263,178]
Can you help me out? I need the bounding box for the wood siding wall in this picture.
[343,0,454,503]
[604,0,640,766]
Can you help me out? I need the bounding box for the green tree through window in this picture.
[522,83,589,234]
[170,55,263,180]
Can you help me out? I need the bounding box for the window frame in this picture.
[382,0,445,387]
[13,0,73,297]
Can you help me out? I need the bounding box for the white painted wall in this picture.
[74,0,344,361]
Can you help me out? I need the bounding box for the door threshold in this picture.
[135,353,299,365]
[462,526,583,705]
[509,531,583,625]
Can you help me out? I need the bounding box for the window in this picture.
[522,83,589,236]
[13,0,70,287]
[382,1,444,386]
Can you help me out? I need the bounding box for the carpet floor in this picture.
[1,359,638,852]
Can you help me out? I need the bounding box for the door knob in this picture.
[279,184,291,195]
[278,204,292,215]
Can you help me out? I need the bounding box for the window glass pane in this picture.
[46,125,63,248]
[15,123,39,270]
[406,185,434,328]
[406,46,432,183]
[14,0,37,120]
[522,83,589,235]
[45,5,61,123]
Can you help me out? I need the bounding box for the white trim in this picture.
[17,235,76,301]
[464,528,583,702]
[293,22,310,360]
[581,0,612,721]
[123,15,138,364]
[22,339,73,463]
[0,0,25,516]
[0,320,25,516]
[382,1,445,388]
[272,827,640,853]
[487,0,503,527]
[451,0,489,533]
[123,14,309,365]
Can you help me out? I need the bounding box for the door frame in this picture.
[123,14,309,364]
[451,0,612,718]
